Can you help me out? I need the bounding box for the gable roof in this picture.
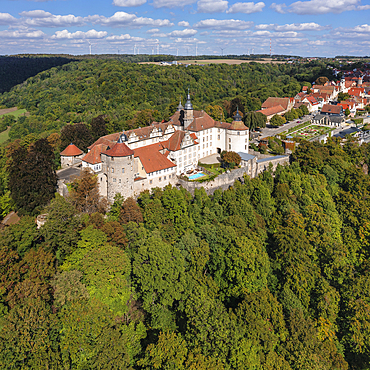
[321,104,343,115]
[257,105,285,116]
[60,143,83,157]
[82,144,108,164]
[134,142,176,174]
[88,133,119,150]
[102,141,134,157]
[261,97,291,110]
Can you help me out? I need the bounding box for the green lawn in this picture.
[0,127,10,144]
[0,108,27,118]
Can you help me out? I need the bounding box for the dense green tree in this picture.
[244,111,267,131]
[90,114,108,141]
[8,138,57,215]
[68,168,107,214]
[60,123,93,152]
[133,233,186,329]
[41,194,80,262]
[270,114,286,127]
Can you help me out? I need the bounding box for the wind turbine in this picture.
[157,41,159,54]
[88,41,92,55]
[195,43,198,57]
[134,44,137,55]
[220,47,225,56]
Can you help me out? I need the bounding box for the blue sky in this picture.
[1,0,370,57]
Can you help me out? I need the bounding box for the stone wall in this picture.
[177,155,290,195]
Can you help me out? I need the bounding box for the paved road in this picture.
[257,115,313,140]
[57,166,81,182]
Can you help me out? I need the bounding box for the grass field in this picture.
[0,108,27,118]
[0,127,10,144]
[141,58,285,66]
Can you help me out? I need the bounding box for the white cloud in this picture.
[352,24,370,32]
[271,0,370,15]
[52,29,107,39]
[255,22,328,31]
[0,29,45,39]
[147,28,160,33]
[0,12,17,25]
[308,40,327,45]
[168,28,197,37]
[227,2,265,13]
[197,0,228,13]
[106,34,144,41]
[194,18,253,29]
[20,10,85,27]
[89,11,173,27]
[178,21,190,27]
[113,0,147,6]
[152,0,196,7]
[270,3,287,13]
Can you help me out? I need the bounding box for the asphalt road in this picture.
[57,166,81,182]
[256,114,314,140]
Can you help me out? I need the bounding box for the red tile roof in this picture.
[103,141,134,157]
[321,104,343,115]
[257,105,285,116]
[261,97,291,110]
[348,87,365,97]
[60,143,83,156]
[82,144,108,164]
[134,142,176,174]
[88,133,119,150]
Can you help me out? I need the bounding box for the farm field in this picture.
[0,108,27,118]
[289,124,335,140]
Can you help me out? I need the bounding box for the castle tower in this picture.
[101,134,135,203]
[183,90,194,130]
[227,108,249,153]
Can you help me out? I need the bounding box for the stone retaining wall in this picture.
[178,155,290,195]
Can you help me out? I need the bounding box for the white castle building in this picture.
[61,92,250,203]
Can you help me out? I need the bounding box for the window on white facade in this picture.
[159,177,162,182]
[112,168,114,173]
[218,135,220,140]
[119,179,121,183]
[113,178,116,182]
[245,138,248,143]
[229,138,231,142]
[164,176,167,180]
[150,180,153,184]
[229,144,231,150]
[122,168,125,173]
[237,132,240,135]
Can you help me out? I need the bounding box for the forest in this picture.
[1,57,370,369]
[1,137,370,369]
[0,58,333,143]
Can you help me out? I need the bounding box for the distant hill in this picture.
[0,55,79,94]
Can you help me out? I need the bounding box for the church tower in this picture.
[183,90,194,130]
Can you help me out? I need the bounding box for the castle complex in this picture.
[60,92,250,203]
